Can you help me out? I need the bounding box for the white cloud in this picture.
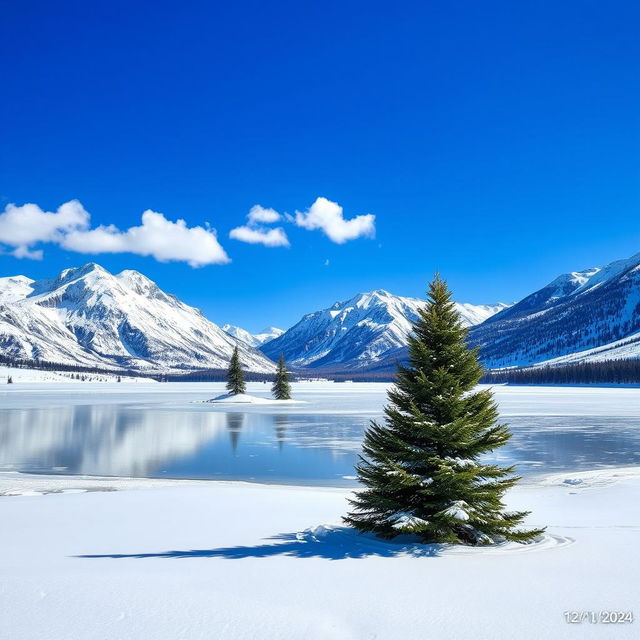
[229,225,290,247]
[0,200,230,267]
[62,209,230,268]
[247,205,281,224]
[229,203,290,248]
[294,197,375,244]
[11,246,44,260]
[0,200,90,259]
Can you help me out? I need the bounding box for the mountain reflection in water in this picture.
[1,403,639,485]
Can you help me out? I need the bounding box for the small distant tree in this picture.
[344,275,544,545]
[272,354,292,400]
[7,376,13,384]
[226,347,246,395]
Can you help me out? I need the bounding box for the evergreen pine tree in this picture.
[272,354,292,400]
[344,275,544,545]
[226,347,246,395]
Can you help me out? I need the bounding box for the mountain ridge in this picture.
[469,251,640,367]
[2,251,639,376]
[0,263,275,372]
[261,289,510,370]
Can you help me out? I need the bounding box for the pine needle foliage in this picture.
[344,275,544,545]
[272,354,292,400]
[226,347,246,395]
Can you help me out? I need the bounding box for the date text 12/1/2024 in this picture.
[564,611,634,624]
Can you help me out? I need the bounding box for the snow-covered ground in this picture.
[1,467,638,639]
[0,365,155,383]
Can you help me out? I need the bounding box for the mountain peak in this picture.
[116,269,162,296]
[543,252,640,302]
[64,262,107,276]
[55,262,110,285]
[259,326,283,334]
[223,324,284,347]
[329,289,398,311]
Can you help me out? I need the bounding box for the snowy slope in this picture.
[222,324,284,347]
[533,331,640,366]
[0,263,275,373]
[0,275,34,303]
[261,289,509,370]
[470,252,640,367]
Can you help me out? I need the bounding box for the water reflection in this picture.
[0,405,639,485]
[226,413,245,454]
[274,414,288,450]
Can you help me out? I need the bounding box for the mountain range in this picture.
[1,251,639,375]
[0,263,274,372]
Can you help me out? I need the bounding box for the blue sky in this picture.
[1,0,639,332]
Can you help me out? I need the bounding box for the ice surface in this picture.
[2,383,640,483]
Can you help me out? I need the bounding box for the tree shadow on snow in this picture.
[75,526,442,561]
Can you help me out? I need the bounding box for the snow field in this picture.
[1,467,638,640]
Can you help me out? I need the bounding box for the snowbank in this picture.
[0,472,209,497]
[1,468,638,639]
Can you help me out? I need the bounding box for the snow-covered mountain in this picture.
[469,252,640,367]
[222,324,284,348]
[261,289,509,370]
[0,263,275,372]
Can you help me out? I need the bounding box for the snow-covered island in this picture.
[206,392,303,404]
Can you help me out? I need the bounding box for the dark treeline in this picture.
[482,359,640,385]
[0,354,292,383]
[0,353,148,378]
[0,355,278,382]
[323,371,395,382]
[3,352,639,385]
[165,369,274,382]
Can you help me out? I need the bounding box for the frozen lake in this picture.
[1,382,639,485]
